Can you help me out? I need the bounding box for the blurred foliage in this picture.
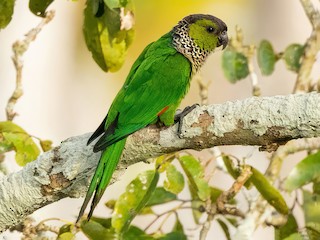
[0,0,14,29]
[83,0,135,72]
[29,0,54,17]
[74,150,320,239]
[0,121,52,166]
[284,151,320,192]
[163,163,185,194]
[274,214,298,240]
[282,44,305,73]
[0,121,40,166]
[73,153,288,239]
[179,155,210,201]
[222,28,305,83]
[257,40,277,76]
[222,48,249,83]
[249,167,288,215]
[112,170,159,233]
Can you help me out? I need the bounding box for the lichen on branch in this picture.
[0,93,320,232]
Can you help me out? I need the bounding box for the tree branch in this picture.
[6,11,55,121]
[1,93,320,232]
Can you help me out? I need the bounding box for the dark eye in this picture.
[206,26,214,33]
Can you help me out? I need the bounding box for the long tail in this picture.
[76,138,127,223]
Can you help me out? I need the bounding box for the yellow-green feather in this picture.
[189,19,218,51]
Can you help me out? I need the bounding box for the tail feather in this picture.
[76,138,127,223]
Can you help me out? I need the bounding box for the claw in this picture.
[174,104,199,138]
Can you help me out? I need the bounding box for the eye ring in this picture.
[207,26,214,33]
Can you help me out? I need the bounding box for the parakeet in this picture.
[77,14,228,222]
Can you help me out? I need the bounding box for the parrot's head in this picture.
[172,14,228,71]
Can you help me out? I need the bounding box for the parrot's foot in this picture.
[174,104,199,138]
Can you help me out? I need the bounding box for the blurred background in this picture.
[0,0,316,239]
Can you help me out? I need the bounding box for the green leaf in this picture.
[139,206,154,215]
[81,219,117,240]
[209,187,237,206]
[146,187,177,207]
[189,185,204,224]
[303,190,320,223]
[172,217,184,233]
[57,224,75,240]
[306,222,320,240]
[249,167,288,215]
[225,217,238,227]
[0,121,40,166]
[3,132,39,166]
[284,151,320,192]
[105,199,116,210]
[0,0,15,29]
[282,44,305,73]
[282,233,304,240]
[40,139,52,152]
[57,232,75,240]
[163,163,185,194]
[0,135,14,154]
[89,216,112,228]
[179,155,210,201]
[104,0,129,9]
[83,0,135,72]
[124,225,155,240]
[58,224,72,235]
[313,180,320,195]
[81,219,155,240]
[222,155,239,179]
[222,155,251,189]
[257,40,277,75]
[179,155,208,224]
[158,232,187,240]
[210,187,223,203]
[222,48,249,83]
[217,219,231,240]
[112,170,159,233]
[29,0,54,17]
[275,214,298,240]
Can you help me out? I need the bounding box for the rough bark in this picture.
[1,93,320,232]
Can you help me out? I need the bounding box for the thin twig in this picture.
[6,11,55,121]
[200,165,251,240]
[294,0,320,93]
[216,165,251,218]
[300,0,320,28]
[248,56,261,96]
[197,75,211,105]
[294,26,320,93]
[199,213,213,240]
[231,26,261,96]
[144,204,198,233]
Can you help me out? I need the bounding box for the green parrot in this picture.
[77,14,228,222]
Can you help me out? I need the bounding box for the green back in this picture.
[94,32,192,151]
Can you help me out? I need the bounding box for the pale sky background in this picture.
[0,0,318,239]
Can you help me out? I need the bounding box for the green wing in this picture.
[87,42,154,145]
[93,33,192,152]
